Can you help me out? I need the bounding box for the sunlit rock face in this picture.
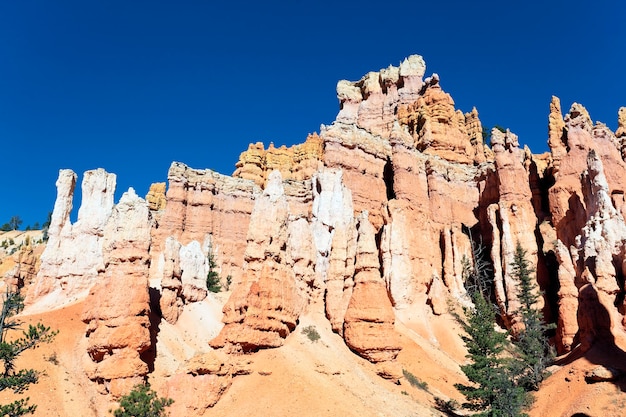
[81,188,153,398]
[19,54,626,410]
[343,212,402,380]
[209,171,303,351]
[26,169,116,311]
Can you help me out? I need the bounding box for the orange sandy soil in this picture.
[4,297,626,417]
[528,337,626,417]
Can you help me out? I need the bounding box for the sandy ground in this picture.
[3,297,457,417]
[528,338,626,417]
[4,292,626,417]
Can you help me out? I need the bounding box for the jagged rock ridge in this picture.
[17,54,626,414]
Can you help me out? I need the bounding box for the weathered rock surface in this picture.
[344,212,402,379]
[311,169,357,333]
[398,75,478,164]
[233,133,324,187]
[150,162,258,287]
[547,104,626,353]
[210,171,302,351]
[489,128,540,327]
[15,54,626,413]
[146,182,167,211]
[164,351,251,415]
[82,188,152,397]
[27,169,116,311]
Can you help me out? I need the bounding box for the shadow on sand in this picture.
[555,283,626,393]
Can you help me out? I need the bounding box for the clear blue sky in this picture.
[1,0,625,228]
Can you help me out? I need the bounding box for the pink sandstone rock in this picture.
[159,237,184,324]
[320,123,391,230]
[210,171,303,350]
[489,128,540,326]
[82,188,152,397]
[343,212,402,379]
[398,75,475,164]
[554,240,579,353]
[151,162,258,290]
[164,350,251,415]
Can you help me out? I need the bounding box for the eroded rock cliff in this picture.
[15,54,626,415]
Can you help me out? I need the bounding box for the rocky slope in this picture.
[4,54,626,416]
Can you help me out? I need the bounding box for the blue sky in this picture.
[1,0,625,228]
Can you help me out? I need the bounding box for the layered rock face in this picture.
[26,169,116,311]
[544,102,626,353]
[150,162,259,287]
[19,54,626,411]
[210,171,302,351]
[233,133,324,186]
[82,188,153,397]
[488,128,540,329]
[344,212,402,379]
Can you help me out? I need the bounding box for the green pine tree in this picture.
[455,240,528,417]
[0,287,57,416]
[206,251,222,293]
[510,242,554,391]
[455,291,527,416]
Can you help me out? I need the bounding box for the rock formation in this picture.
[150,162,259,287]
[164,351,251,415]
[10,54,626,414]
[233,133,324,187]
[27,169,116,311]
[488,128,540,327]
[82,188,152,397]
[313,169,357,333]
[343,212,402,379]
[146,182,167,211]
[210,171,302,351]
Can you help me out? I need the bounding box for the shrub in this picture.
[112,383,173,417]
[301,325,320,342]
[434,397,460,415]
[402,369,429,392]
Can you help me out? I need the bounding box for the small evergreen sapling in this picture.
[206,251,222,293]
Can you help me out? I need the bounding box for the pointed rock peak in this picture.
[490,127,519,152]
[380,65,400,85]
[548,96,567,157]
[550,95,562,110]
[422,73,440,90]
[362,71,382,97]
[587,150,610,193]
[616,107,626,138]
[399,54,426,78]
[565,102,593,132]
[120,187,139,202]
[264,170,285,202]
